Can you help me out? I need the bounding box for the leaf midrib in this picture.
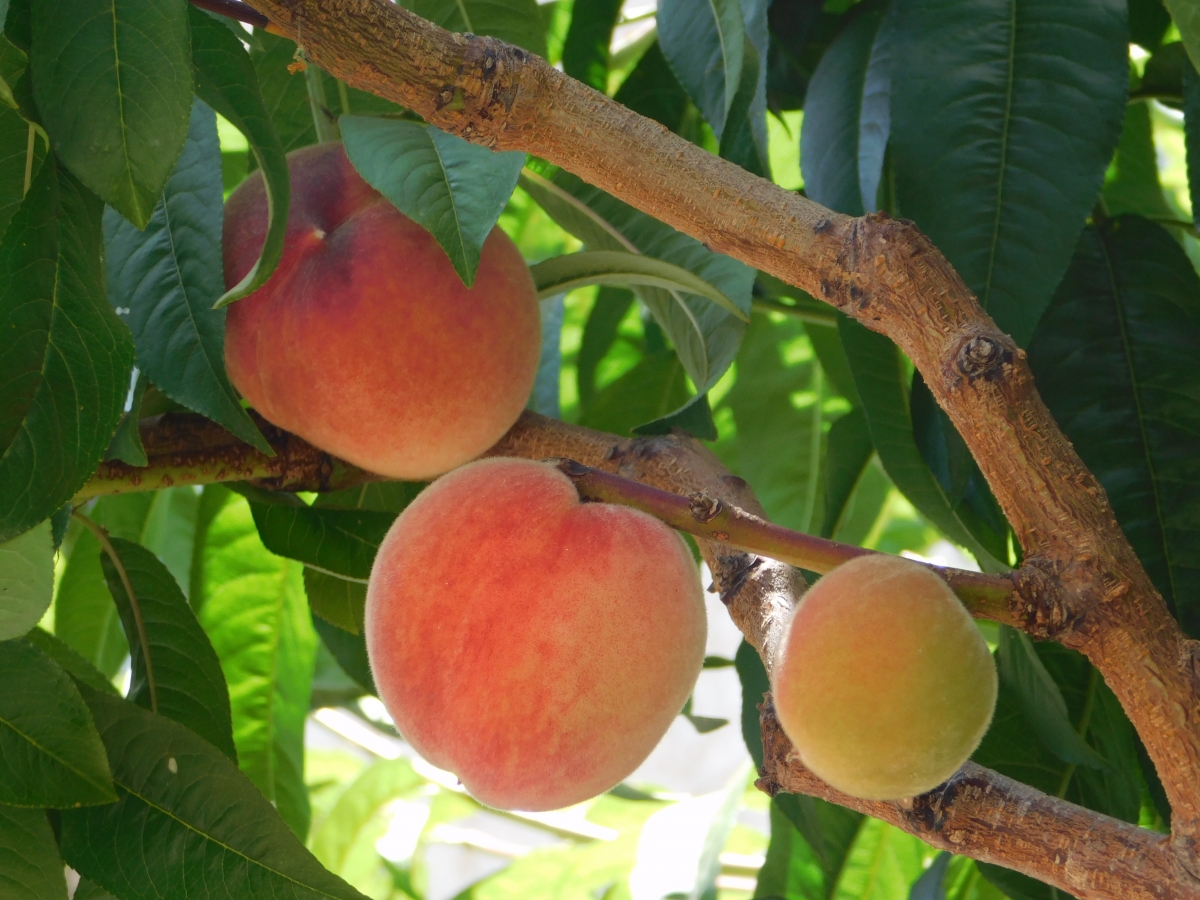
[980,0,1019,311]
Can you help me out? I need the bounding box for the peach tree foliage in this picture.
[0,0,1196,896]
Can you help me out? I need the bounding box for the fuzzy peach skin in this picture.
[365,458,707,811]
[223,143,541,480]
[772,554,997,800]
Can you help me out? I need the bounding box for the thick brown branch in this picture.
[236,0,1200,861]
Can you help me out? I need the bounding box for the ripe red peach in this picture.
[223,143,540,480]
[365,458,707,811]
[772,554,997,800]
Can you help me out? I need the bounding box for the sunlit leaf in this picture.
[0,518,51,640]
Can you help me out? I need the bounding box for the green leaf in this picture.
[310,757,424,882]
[579,351,692,437]
[73,879,118,900]
[657,0,745,138]
[340,117,525,287]
[1104,101,1174,220]
[837,317,1003,569]
[735,639,769,768]
[577,287,635,413]
[23,626,117,695]
[0,637,116,806]
[799,2,887,216]
[976,864,1052,900]
[0,805,67,900]
[190,7,289,307]
[311,614,374,695]
[104,98,271,453]
[774,793,864,898]
[909,852,952,900]
[720,314,825,533]
[30,0,192,228]
[0,158,134,543]
[821,408,874,539]
[57,489,200,675]
[531,294,563,419]
[520,168,752,402]
[0,518,51,639]
[0,103,43,238]
[886,0,1129,345]
[189,484,232,612]
[1027,216,1200,636]
[248,30,320,155]
[754,797,824,900]
[831,817,927,900]
[996,626,1108,769]
[59,687,372,900]
[103,369,148,466]
[1130,0,1171,50]
[532,250,748,320]
[721,0,771,177]
[199,496,316,838]
[250,502,393,582]
[1165,0,1200,72]
[613,41,690,133]
[304,568,367,634]
[100,537,236,758]
[401,0,546,58]
[561,0,622,89]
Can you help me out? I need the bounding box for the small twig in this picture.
[187,0,270,29]
[71,511,158,714]
[549,458,1017,621]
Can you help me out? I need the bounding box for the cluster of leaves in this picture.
[1,0,1199,896]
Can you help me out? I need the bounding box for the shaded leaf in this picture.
[0,637,115,807]
[775,793,864,897]
[1027,216,1200,636]
[837,317,1003,569]
[577,287,635,412]
[657,0,745,138]
[304,568,367,635]
[0,102,43,237]
[0,518,51,639]
[561,0,622,89]
[200,496,316,838]
[735,639,769,768]
[104,98,270,452]
[531,294,563,419]
[910,852,951,900]
[613,42,690,133]
[402,0,546,57]
[532,251,747,319]
[60,687,372,900]
[100,537,236,758]
[1186,58,1200,219]
[0,805,66,900]
[311,614,374,695]
[1165,0,1200,72]
[886,0,1129,345]
[23,626,116,695]
[521,168,752,406]
[190,8,289,306]
[31,0,192,227]
[579,351,691,437]
[341,117,524,286]
[249,502,393,582]
[721,314,826,532]
[996,626,1107,769]
[821,408,873,539]
[103,370,148,467]
[0,158,134,543]
[800,2,887,216]
[754,797,824,900]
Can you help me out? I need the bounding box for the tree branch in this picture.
[235,0,1200,869]
[77,411,1197,897]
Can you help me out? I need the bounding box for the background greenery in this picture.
[1,0,1198,897]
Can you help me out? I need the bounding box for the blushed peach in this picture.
[223,143,540,480]
[772,554,997,800]
[365,458,707,811]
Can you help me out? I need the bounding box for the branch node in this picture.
[687,492,723,524]
[955,334,1013,383]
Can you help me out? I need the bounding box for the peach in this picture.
[772,554,996,800]
[223,143,541,480]
[364,458,707,811]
